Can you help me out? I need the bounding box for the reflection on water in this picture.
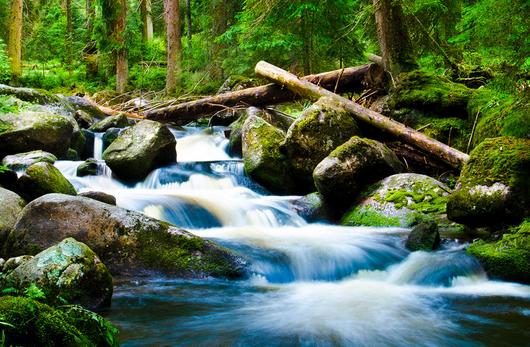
[56,126,530,346]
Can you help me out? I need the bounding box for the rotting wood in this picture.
[255,60,469,169]
[144,64,372,124]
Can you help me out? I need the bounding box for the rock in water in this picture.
[242,115,296,194]
[313,136,404,208]
[406,221,441,251]
[103,120,177,181]
[0,111,74,158]
[447,137,530,227]
[79,191,116,205]
[342,173,451,227]
[281,97,361,192]
[0,296,119,347]
[5,194,246,279]
[2,150,58,171]
[76,158,99,177]
[16,162,77,201]
[0,188,26,246]
[0,238,113,309]
[89,113,129,132]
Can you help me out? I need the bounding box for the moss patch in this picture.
[341,206,402,227]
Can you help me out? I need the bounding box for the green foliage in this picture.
[23,283,47,302]
[0,39,9,84]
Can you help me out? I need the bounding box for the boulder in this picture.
[314,137,404,207]
[76,159,98,177]
[102,127,122,149]
[242,115,296,194]
[16,162,77,201]
[73,110,95,129]
[447,137,530,227]
[89,114,129,132]
[0,238,113,309]
[280,97,361,191]
[0,84,64,105]
[79,191,116,205]
[5,194,246,279]
[103,120,176,181]
[405,220,441,251]
[2,150,57,171]
[0,111,74,158]
[0,166,18,190]
[0,188,26,245]
[342,174,451,227]
[0,296,119,347]
[290,192,334,223]
[467,219,530,284]
[62,95,107,120]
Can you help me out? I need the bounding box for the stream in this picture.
[56,126,530,347]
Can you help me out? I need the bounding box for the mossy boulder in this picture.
[467,219,530,284]
[405,220,440,251]
[0,188,26,246]
[242,115,296,194]
[5,194,246,279]
[74,110,96,129]
[103,120,176,181]
[0,296,119,347]
[102,127,123,149]
[0,84,65,105]
[342,173,451,227]
[0,111,74,158]
[77,158,99,177]
[388,71,474,118]
[280,97,361,192]
[62,95,107,121]
[89,114,129,132]
[16,162,77,201]
[2,150,57,171]
[447,137,530,227]
[0,238,113,309]
[314,137,404,207]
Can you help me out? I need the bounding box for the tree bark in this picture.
[164,0,182,95]
[186,0,192,49]
[7,0,23,82]
[145,64,372,124]
[141,0,154,41]
[84,0,98,79]
[115,0,128,93]
[372,0,416,76]
[255,61,469,169]
[65,0,73,72]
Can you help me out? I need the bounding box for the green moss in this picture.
[388,71,474,118]
[136,229,244,279]
[381,183,448,214]
[0,296,118,347]
[419,117,470,151]
[341,206,402,227]
[468,88,530,148]
[18,162,77,201]
[467,219,530,283]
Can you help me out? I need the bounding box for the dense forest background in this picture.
[0,0,529,97]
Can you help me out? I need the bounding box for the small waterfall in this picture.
[93,133,104,160]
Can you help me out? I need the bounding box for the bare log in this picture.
[144,64,372,124]
[255,61,469,169]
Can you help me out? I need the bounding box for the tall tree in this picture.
[114,0,128,93]
[85,0,98,79]
[141,0,154,41]
[7,0,23,82]
[210,0,238,79]
[372,0,416,77]
[65,0,73,72]
[185,0,192,49]
[164,0,182,94]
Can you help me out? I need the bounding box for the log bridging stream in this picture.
[255,60,470,169]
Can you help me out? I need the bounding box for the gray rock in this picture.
[0,188,26,245]
[406,221,441,251]
[103,120,177,181]
[1,238,113,309]
[79,191,116,205]
[2,150,57,171]
[89,114,129,132]
[313,136,404,207]
[16,162,77,202]
[76,159,98,177]
[5,194,246,279]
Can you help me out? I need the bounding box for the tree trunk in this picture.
[7,0,23,82]
[145,64,372,123]
[186,0,192,49]
[65,0,73,73]
[141,0,154,42]
[255,61,469,169]
[115,0,128,93]
[164,0,182,95]
[372,0,416,76]
[84,0,98,79]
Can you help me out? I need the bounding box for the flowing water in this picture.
[56,126,530,347]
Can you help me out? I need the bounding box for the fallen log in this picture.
[144,64,372,124]
[255,61,469,169]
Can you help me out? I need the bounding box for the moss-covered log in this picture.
[255,61,469,169]
[144,64,372,124]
